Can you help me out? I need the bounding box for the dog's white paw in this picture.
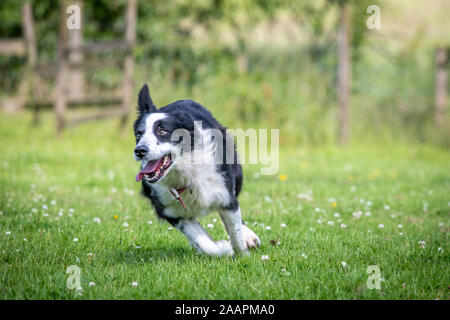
[215,240,234,257]
[242,225,261,250]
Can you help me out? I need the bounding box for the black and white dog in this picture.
[133,84,260,257]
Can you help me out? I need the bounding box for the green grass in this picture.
[0,111,449,300]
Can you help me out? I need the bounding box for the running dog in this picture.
[133,84,260,257]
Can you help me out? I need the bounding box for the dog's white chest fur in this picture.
[152,159,230,219]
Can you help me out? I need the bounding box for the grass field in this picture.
[0,111,449,299]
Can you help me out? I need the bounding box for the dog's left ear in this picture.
[137,84,157,114]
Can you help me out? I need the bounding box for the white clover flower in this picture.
[213,218,217,223]
[340,223,347,228]
[397,224,403,228]
[280,223,286,228]
[93,217,101,223]
[438,222,444,227]
[309,227,315,232]
[148,220,153,225]
[89,282,96,287]
[341,261,347,268]
[68,208,75,213]
[87,253,93,257]
[5,231,11,235]
[327,221,335,226]
[135,246,141,249]
[378,224,384,228]
[207,224,214,229]
[334,213,340,218]
[42,205,48,210]
[122,222,129,227]
[418,241,426,248]
[315,208,321,212]
[132,281,138,288]
[399,232,404,236]
[317,219,322,224]
[50,200,56,206]
[23,238,27,242]
[265,226,271,230]
[353,211,362,218]
[301,253,307,259]
[168,227,173,231]
[384,205,390,210]
[365,212,371,216]
[73,238,79,242]
[261,255,269,261]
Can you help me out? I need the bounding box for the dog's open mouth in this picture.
[135,154,172,183]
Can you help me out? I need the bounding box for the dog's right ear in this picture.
[137,84,157,114]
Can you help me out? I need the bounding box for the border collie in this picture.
[133,84,261,257]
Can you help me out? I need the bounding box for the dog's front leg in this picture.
[219,206,249,256]
[172,219,233,257]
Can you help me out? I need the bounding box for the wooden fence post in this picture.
[22,1,38,124]
[337,3,351,146]
[67,0,85,101]
[55,1,69,136]
[434,47,448,127]
[120,0,137,129]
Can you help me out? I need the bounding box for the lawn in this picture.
[0,111,448,299]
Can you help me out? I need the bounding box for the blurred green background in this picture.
[0,0,448,147]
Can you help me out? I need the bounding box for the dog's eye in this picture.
[136,133,142,140]
[157,127,168,135]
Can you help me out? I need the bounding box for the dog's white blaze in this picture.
[137,113,172,165]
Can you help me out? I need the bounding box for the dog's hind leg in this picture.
[219,206,249,256]
[172,219,233,257]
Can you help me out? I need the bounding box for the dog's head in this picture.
[133,84,195,184]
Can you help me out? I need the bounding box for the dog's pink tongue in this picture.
[135,158,163,182]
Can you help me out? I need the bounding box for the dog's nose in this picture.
[134,145,148,158]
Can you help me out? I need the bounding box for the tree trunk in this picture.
[434,47,447,127]
[337,3,351,146]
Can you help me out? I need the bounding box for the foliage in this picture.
[0,0,448,146]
